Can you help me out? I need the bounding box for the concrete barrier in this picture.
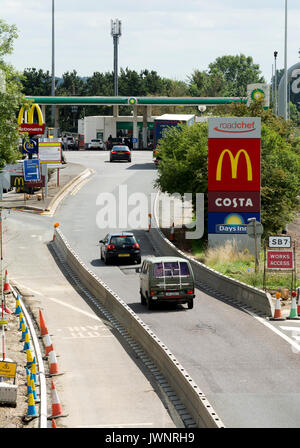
[53,228,225,428]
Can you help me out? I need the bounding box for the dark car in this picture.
[110,145,131,162]
[100,232,141,265]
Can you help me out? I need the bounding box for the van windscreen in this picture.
[154,261,190,277]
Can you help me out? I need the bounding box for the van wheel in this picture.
[146,295,153,310]
[140,291,146,305]
[188,300,194,310]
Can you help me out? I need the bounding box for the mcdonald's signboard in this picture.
[208,138,261,191]
[18,104,45,135]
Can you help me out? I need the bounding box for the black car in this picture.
[110,145,131,162]
[100,232,141,264]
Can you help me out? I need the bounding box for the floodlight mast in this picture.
[111,19,122,96]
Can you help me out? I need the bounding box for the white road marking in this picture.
[279,326,300,332]
[47,296,102,321]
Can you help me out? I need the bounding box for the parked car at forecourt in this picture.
[99,232,141,265]
[137,256,195,310]
[110,145,131,162]
[88,139,105,150]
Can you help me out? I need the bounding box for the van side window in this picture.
[142,262,148,274]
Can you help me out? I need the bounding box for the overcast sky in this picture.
[1,0,300,84]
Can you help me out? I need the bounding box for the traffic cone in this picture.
[52,419,57,428]
[287,291,300,320]
[169,223,175,242]
[21,322,27,342]
[30,373,39,403]
[49,381,67,419]
[23,328,30,352]
[18,313,24,331]
[270,292,286,321]
[43,329,54,357]
[30,357,37,384]
[14,296,22,315]
[3,270,10,294]
[26,368,31,395]
[26,348,34,368]
[39,309,48,337]
[48,349,61,376]
[25,385,38,418]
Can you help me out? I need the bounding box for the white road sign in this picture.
[268,236,291,248]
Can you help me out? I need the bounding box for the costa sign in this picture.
[18,104,45,135]
[208,191,260,213]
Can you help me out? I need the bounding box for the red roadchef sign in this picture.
[267,250,294,270]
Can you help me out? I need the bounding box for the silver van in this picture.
[138,256,195,310]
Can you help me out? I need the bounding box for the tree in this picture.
[22,68,52,96]
[208,54,265,97]
[0,19,29,169]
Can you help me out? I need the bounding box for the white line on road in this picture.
[280,326,300,332]
[47,296,103,321]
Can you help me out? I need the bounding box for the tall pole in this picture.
[274,51,278,115]
[283,0,288,120]
[51,0,55,126]
[111,19,122,97]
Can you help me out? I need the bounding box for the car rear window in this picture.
[91,139,100,142]
[110,236,135,246]
[153,261,190,277]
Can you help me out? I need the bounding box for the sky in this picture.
[1,0,300,84]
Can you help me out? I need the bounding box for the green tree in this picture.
[21,68,52,96]
[0,19,29,169]
[208,54,265,97]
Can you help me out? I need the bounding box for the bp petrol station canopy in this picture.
[25,96,247,106]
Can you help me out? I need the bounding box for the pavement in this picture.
[0,160,88,213]
[2,158,176,428]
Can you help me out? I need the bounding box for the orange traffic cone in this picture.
[49,381,67,419]
[48,349,61,376]
[270,292,286,321]
[52,419,57,428]
[39,309,48,337]
[297,288,300,316]
[43,329,54,357]
[3,270,11,294]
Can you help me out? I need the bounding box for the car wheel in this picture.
[135,257,141,264]
[128,158,131,163]
[188,300,194,309]
[104,255,110,265]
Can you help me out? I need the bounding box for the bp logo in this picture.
[251,88,265,102]
[128,97,137,105]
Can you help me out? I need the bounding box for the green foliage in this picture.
[0,19,29,169]
[155,102,300,236]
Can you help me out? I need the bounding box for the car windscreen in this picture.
[153,261,190,277]
[110,236,135,247]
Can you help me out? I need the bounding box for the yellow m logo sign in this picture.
[216,149,253,181]
[18,104,44,126]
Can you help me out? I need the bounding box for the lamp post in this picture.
[283,0,288,121]
[51,0,55,127]
[274,51,278,115]
[111,19,122,96]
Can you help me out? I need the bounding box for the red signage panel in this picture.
[267,250,294,270]
[208,191,260,213]
[208,138,261,191]
[19,123,45,135]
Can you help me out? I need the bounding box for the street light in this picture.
[274,51,278,115]
[111,19,122,96]
[51,0,55,125]
[248,217,259,273]
[283,0,288,121]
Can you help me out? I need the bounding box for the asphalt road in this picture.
[6,150,300,427]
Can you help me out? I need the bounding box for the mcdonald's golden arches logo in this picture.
[18,104,45,135]
[216,149,253,181]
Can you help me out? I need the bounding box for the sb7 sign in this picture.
[268,236,291,248]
